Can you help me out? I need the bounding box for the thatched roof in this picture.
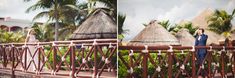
[175,29,195,46]
[232,26,235,40]
[127,20,180,46]
[70,9,117,40]
[191,8,223,45]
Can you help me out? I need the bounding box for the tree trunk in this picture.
[54,0,59,41]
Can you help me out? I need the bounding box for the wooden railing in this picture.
[118,45,235,78]
[0,39,117,78]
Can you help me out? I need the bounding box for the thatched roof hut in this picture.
[231,26,235,40]
[191,8,223,45]
[175,29,195,46]
[70,9,117,40]
[127,20,180,46]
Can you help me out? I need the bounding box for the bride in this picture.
[23,29,39,71]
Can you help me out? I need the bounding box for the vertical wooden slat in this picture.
[192,51,196,78]
[38,47,41,74]
[3,46,7,68]
[24,47,27,71]
[11,46,15,78]
[208,51,212,78]
[221,52,225,77]
[233,51,235,75]
[53,46,57,74]
[168,52,172,78]
[143,53,148,78]
[93,45,98,77]
[71,45,75,78]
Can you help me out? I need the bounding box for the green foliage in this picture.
[158,20,175,32]
[173,22,198,35]
[207,9,235,38]
[43,46,116,70]
[0,29,26,43]
[158,20,198,35]
[25,0,88,40]
[118,13,127,35]
[88,0,117,21]
[118,50,232,77]
[32,23,54,42]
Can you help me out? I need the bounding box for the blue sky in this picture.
[119,0,235,41]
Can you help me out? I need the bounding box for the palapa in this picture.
[70,9,117,40]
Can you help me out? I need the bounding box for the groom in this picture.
[195,28,208,65]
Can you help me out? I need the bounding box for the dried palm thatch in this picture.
[175,28,195,46]
[127,20,180,46]
[191,8,223,45]
[70,9,117,40]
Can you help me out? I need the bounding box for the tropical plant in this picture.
[118,13,127,35]
[118,13,128,43]
[0,29,25,43]
[24,0,79,41]
[207,9,235,38]
[158,20,175,32]
[180,22,198,35]
[87,0,117,21]
[32,23,54,42]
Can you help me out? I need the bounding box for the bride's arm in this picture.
[25,36,29,43]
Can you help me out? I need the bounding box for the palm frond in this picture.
[32,11,50,21]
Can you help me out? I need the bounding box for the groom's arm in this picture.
[194,38,199,46]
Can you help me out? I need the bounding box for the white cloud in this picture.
[119,0,235,41]
[0,0,49,22]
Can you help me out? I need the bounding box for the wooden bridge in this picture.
[0,39,117,78]
[119,45,235,78]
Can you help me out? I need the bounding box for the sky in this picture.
[0,0,87,23]
[0,0,44,22]
[119,0,235,41]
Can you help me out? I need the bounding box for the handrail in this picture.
[0,39,117,45]
[0,39,117,78]
[118,45,235,78]
[119,45,235,50]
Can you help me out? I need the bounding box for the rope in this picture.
[142,45,148,53]
[129,50,134,56]
[127,67,133,74]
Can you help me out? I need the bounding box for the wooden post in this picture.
[24,47,27,71]
[93,45,98,77]
[3,46,7,68]
[233,51,235,75]
[38,47,41,74]
[192,51,196,78]
[168,52,172,78]
[221,52,225,77]
[53,45,57,75]
[71,45,75,78]
[11,46,15,78]
[143,53,148,78]
[208,51,211,78]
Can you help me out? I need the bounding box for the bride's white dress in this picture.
[26,35,39,71]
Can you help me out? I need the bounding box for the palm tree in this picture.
[87,0,117,21]
[118,14,127,35]
[182,22,198,35]
[25,0,79,41]
[32,23,54,42]
[158,20,175,32]
[118,13,127,42]
[207,9,235,38]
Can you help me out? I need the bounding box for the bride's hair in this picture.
[29,29,35,35]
